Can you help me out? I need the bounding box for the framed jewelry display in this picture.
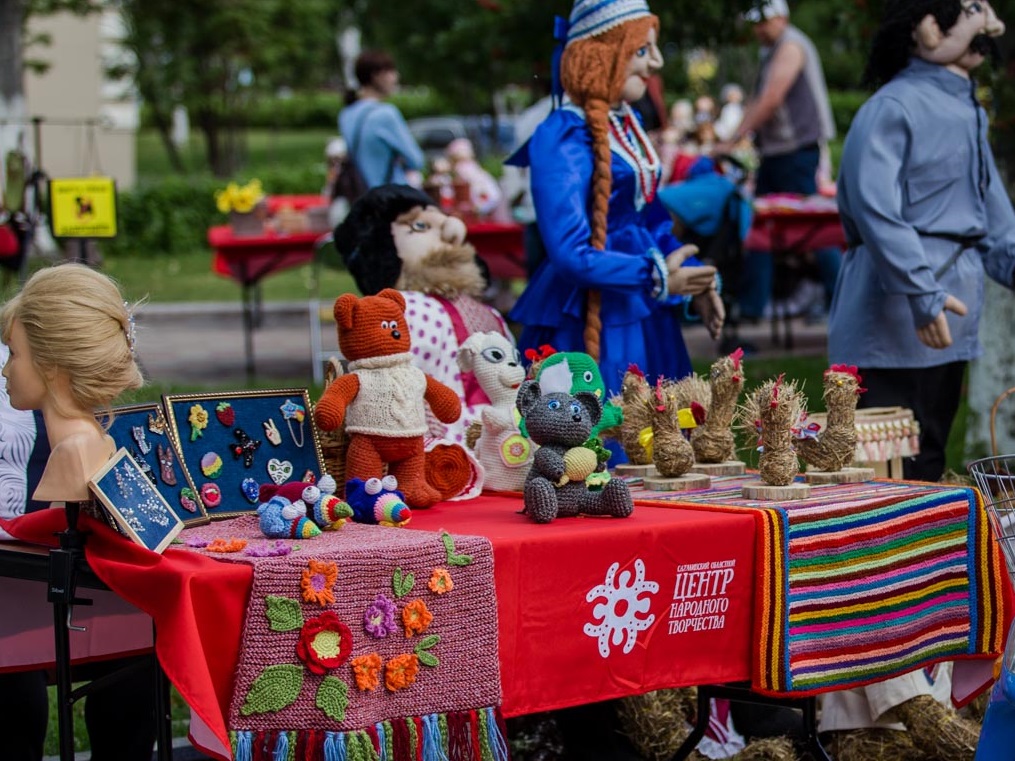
[89,448,184,554]
[99,402,210,527]
[162,389,325,519]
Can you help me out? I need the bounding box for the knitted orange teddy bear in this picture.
[314,289,462,507]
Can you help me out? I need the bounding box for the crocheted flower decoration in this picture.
[401,599,433,638]
[296,611,353,675]
[384,653,420,692]
[188,404,209,441]
[363,593,397,638]
[427,568,453,595]
[301,559,338,606]
[351,653,383,692]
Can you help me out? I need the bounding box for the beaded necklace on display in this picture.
[608,104,661,207]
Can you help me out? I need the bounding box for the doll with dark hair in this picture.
[821,2,1010,759]
[334,183,515,450]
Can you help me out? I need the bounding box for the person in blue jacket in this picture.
[339,50,425,189]
[508,0,724,401]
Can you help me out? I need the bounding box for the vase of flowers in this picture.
[216,179,267,236]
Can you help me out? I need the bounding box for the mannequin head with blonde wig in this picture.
[1,263,143,420]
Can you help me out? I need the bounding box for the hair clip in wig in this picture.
[123,301,137,354]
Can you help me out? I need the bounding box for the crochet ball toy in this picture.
[257,474,353,539]
[344,476,412,527]
[516,364,633,524]
[314,289,463,508]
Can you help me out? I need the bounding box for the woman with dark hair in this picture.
[338,50,424,189]
[508,0,724,403]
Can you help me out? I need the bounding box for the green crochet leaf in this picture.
[265,596,303,632]
[315,676,349,722]
[441,531,473,566]
[240,664,303,716]
[415,634,440,667]
[415,634,440,652]
[392,567,415,598]
[417,650,439,668]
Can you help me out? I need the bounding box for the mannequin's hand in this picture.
[693,288,726,340]
[916,295,967,349]
[666,245,717,296]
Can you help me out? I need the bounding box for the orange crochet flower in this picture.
[351,653,383,692]
[384,653,420,691]
[401,598,433,637]
[427,568,453,595]
[301,559,338,606]
[206,538,247,553]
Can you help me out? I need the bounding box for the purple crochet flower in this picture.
[244,540,293,558]
[185,537,210,549]
[363,593,397,638]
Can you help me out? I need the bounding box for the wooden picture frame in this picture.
[99,402,210,526]
[162,388,325,519]
[89,448,184,553]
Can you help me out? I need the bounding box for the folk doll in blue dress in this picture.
[508,0,724,400]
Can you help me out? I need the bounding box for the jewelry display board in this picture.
[100,402,209,527]
[89,448,184,553]
[162,389,324,519]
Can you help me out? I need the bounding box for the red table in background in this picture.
[744,194,848,349]
[464,219,526,280]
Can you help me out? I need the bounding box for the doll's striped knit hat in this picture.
[566,0,652,46]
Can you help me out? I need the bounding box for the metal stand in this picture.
[669,683,830,761]
[46,502,174,761]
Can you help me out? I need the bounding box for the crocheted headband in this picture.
[565,0,652,46]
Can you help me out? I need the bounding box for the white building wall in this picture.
[24,10,137,189]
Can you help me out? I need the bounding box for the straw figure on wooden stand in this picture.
[613,364,656,474]
[642,378,710,491]
[691,348,746,475]
[798,365,875,483]
[739,375,809,499]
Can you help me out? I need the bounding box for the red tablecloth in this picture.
[208,226,324,286]
[1,495,755,759]
[745,196,847,253]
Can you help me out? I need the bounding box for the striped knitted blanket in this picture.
[183,517,505,761]
[634,476,1009,696]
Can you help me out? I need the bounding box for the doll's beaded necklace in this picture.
[608,103,661,209]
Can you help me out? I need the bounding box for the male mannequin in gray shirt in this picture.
[828,0,1011,485]
[821,3,1008,760]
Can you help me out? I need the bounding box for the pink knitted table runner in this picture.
[183,516,504,760]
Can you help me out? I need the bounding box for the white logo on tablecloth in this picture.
[583,559,659,658]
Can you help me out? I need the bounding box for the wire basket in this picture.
[969,454,1015,579]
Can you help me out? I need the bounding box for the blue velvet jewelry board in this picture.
[88,448,185,554]
[162,389,324,519]
[100,402,210,527]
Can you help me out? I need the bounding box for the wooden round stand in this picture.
[643,473,711,492]
[804,467,876,485]
[691,461,746,477]
[742,482,812,500]
[613,463,658,478]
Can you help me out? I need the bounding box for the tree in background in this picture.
[114,0,340,177]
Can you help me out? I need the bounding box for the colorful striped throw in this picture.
[634,476,1009,696]
[183,516,505,760]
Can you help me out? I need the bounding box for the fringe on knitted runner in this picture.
[231,706,509,761]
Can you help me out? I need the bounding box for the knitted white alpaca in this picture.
[457,332,533,492]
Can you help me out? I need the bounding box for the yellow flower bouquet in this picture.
[215,179,266,214]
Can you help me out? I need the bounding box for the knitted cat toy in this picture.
[257,475,353,539]
[517,362,633,523]
[457,331,532,492]
[314,289,463,508]
[344,476,412,527]
[525,350,623,438]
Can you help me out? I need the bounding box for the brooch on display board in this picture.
[98,402,209,527]
[162,388,325,519]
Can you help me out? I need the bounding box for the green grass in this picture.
[136,128,338,187]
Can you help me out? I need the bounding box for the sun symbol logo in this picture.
[583,559,659,658]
